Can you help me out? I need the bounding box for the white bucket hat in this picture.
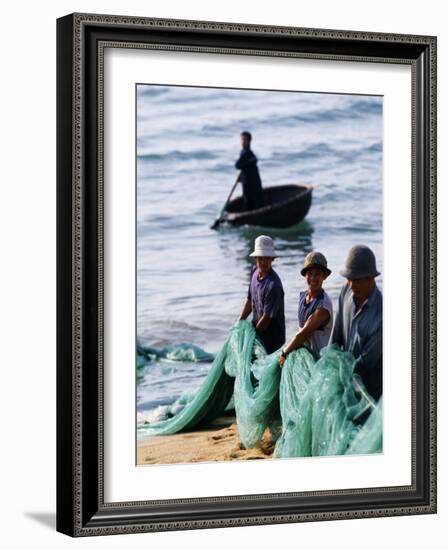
[249,235,277,258]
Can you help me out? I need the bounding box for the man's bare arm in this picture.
[255,312,272,334]
[239,299,252,321]
[279,308,330,366]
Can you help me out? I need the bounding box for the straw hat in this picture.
[249,235,277,258]
[300,251,331,277]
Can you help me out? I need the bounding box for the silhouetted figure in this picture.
[235,131,265,211]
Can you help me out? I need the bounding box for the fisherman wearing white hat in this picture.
[330,245,383,401]
[279,251,333,366]
[239,235,285,354]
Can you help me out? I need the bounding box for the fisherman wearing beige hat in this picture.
[330,245,382,401]
[239,235,285,354]
[279,251,333,366]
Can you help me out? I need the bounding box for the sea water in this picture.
[136,85,382,431]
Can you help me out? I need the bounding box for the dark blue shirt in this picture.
[247,266,285,354]
[330,283,383,400]
[235,147,264,210]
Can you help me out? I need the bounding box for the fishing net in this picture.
[137,342,214,367]
[274,346,380,457]
[138,320,382,457]
[137,339,234,437]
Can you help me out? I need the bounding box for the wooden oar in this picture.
[210,172,241,230]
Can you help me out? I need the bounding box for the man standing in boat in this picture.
[330,245,383,401]
[239,235,285,354]
[235,131,265,211]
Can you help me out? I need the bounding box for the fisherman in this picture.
[239,235,285,354]
[330,245,383,401]
[279,252,333,367]
[235,131,265,211]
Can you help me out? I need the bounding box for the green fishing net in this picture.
[137,342,214,367]
[138,320,382,457]
[274,345,380,457]
[137,341,234,436]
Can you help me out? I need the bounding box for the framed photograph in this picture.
[56,13,437,536]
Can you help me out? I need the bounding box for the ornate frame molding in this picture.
[57,13,437,536]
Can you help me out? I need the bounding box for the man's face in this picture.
[347,277,375,300]
[240,134,251,148]
[256,256,273,277]
[304,268,326,293]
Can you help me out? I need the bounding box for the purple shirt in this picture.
[247,266,285,353]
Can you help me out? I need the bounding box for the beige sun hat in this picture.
[300,251,332,277]
[249,235,277,258]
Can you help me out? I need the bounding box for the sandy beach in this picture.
[137,414,276,465]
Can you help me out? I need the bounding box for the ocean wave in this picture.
[138,85,233,105]
[137,393,194,426]
[259,99,382,127]
[263,141,382,166]
[137,85,170,98]
[262,143,338,165]
[366,142,382,153]
[137,342,214,367]
[138,149,220,162]
[201,124,232,135]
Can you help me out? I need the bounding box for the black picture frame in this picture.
[56,13,437,537]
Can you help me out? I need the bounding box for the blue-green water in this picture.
[136,85,382,427]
